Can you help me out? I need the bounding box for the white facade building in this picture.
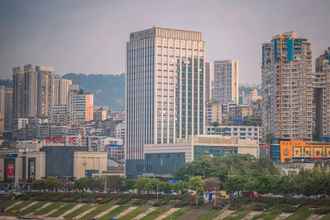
[126,27,206,175]
[206,125,260,143]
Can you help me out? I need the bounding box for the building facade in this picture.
[279,140,330,162]
[261,32,313,141]
[206,125,260,142]
[126,27,206,175]
[12,65,55,120]
[213,60,239,105]
[49,104,70,126]
[313,48,330,139]
[144,135,259,176]
[71,93,94,125]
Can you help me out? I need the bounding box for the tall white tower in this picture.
[126,27,206,175]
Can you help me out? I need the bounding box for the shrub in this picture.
[313,207,330,215]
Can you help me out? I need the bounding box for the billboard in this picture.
[44,136,81,146]
[4,158,15,182]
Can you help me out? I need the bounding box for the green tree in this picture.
[204,177,221,192]
[188,176,204,206]
[31,179,47,191]
[74,177,94,191]
[135,177,150,194]
[45,177,63,191]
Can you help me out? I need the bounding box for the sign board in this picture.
[6,153,17,159]
[44,136,81,146]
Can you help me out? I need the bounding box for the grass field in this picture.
[2,199,330,220]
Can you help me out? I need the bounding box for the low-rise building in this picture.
[279,140,330,163]
[206,125,260,142]
[0,142,107,182]
[144,135,259,176]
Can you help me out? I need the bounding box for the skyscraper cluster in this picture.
[11,65,94,133]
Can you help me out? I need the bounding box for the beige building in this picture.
[206,101,223,125]
[0,142,107,181]
[93,108,108,122]
[73,151,107,178]
[12,65,55,120]
[51,76,72,106]
[71,93,94,125]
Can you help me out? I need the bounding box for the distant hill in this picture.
[63,73,125,111]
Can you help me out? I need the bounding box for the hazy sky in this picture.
[0,0,329,83]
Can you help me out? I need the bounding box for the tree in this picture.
[188,176,204,193]
[204,177,221,192]
[74,177,93,192]
[135,177,150,194]
[45,177,63,192]
[211,121,220,127]
[224,175,246,193]
[31,179,46,191]
[188,176,204,206]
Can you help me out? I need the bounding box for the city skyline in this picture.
[1,0,330,84]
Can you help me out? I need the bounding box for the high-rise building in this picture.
[316,47,330,72]
[261,32,313,141]
[313,48,330,139]
[49,104,70,126]
[24,65,38,118]
[52,76,72,106]
[12,64,55,119]
[205,62,211,102]
[4,87,13,132]
[126,27,205,175]
[213,60,239,104]
[36,65,54,118]
[0,86,5,136]
[13,66,26,119]
[261,43,272,141]
[71,93,94,125]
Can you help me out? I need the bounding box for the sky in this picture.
[0,0,329,84]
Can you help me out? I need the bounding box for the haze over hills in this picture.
[63,73,125,111]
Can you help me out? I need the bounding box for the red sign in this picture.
[6,163,14,178]
[45,136,80,146]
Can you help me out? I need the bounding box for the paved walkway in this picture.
[115,206,137,219]
[59,203,84,217]
[155,208,180,220]
[93,205,119,219]
[73,205,97,219]
[132,207,156,220]
[214,209,235,220]
[242,211,263,220]
[274,213,292,220]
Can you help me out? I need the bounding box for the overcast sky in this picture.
[0,0,329,83]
